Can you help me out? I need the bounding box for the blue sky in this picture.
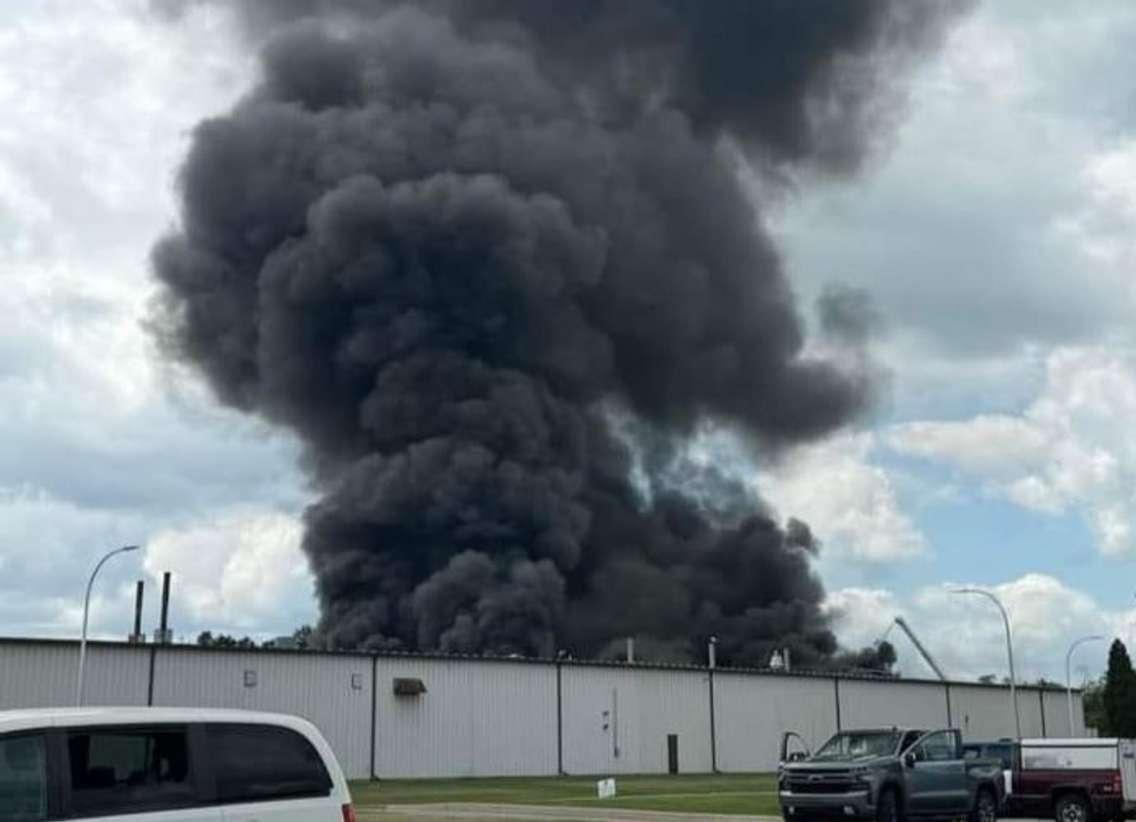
[1,0,1135,683]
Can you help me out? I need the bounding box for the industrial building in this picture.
[0,637,1083,780]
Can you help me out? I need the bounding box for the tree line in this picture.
[1079,638,1136,736]
[196,625,313,650]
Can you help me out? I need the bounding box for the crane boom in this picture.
[893,616,947,681]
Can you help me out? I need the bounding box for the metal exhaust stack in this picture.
[155,572,172,644]
[128,581,145,643]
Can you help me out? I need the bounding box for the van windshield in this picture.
[813,732,901,761]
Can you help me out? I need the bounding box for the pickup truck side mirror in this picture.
[904,752,917,769]
[781,731,811,764]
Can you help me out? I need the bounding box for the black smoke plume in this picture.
[153,1,965,664]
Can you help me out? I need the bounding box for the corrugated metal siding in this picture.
[560,666,711,775]
[1042,689,1084,737]
[950,684,1023,740]
[1019,688,1045,738]
[0,640,1089,779]
[151,648,373,780]
[374,658,557,778]
[0,642,149,709]
[839,679,949,730]
[714,672,837,772]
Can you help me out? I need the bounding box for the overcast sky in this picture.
[2,0,1136,683]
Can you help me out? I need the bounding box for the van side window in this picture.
[913,731,957,763]
[0,734,48,821]
[67,728,194,816]
[208,724,331,803]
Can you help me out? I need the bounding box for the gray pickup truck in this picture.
[779,728,1004,822]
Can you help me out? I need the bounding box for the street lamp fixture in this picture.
[1065,635,1104,736]
[951,586,1021,739]
[76,545,140,706]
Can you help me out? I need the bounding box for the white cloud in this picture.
[888,416,1050,478]
[758,433,928,564]
[0,487,316,642]
[1059,141,1136,274]
[145,510,317,635]
[828,573,1123,683]
[888,347,1136,556]
[0,2,317,641]
[773,1,1136,428]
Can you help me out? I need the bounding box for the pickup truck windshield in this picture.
[813,731,901,761]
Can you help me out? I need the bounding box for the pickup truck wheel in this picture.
[970,788,997,822]
[1055,793,1090,822]
[876,787,901,822]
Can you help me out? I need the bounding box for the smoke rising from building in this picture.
[152,1,966,664]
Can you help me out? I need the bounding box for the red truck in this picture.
[963,738,1136,822]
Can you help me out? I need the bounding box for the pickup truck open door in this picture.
[780,731,810,763]
[903,730,971,816]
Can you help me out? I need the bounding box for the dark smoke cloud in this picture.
[152,1,966,664]
[832,640,899,676]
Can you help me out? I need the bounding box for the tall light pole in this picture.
[76,545,140,706]
[952,587,1021,739]
[1130,591,1136,650]
[1065,635,1104,737]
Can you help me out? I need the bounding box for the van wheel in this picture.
[1055,793,1090,822]
[877,788,901,822]
[970,788,997,822]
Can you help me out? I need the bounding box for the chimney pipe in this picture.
[129,581,145,643]
[626,637,635,663]
[156,572,172,644]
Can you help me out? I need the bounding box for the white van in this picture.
[0,707,356,821]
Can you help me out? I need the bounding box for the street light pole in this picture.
[953,587,1022,739]
[76,545,140,706]
[1065,635,1104,736]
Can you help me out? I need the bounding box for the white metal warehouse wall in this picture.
[714,672,837,772]
[839,679,950,730]
[948,682,1063,741]
[373,658,557,778]
[0,643,149,710]
[152,648,374,782]
[0,639,1084,779]
[560,666,712,775]
[1042,688,1080,737]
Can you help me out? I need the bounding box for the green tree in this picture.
[1083,677,1106,734]
[196,632,255,649]
[291,625,314,650]
[1103,639,1136,736]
